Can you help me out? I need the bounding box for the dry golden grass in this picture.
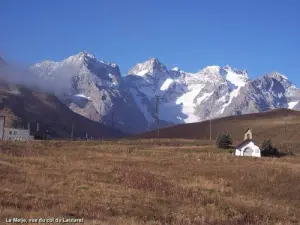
[0,139,300,225]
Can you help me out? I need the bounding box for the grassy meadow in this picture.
[0,139,300,225]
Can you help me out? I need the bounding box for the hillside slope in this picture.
[0,83,125,139]
[136,108,300,144]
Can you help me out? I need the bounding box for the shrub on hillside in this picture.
[216,132,232,149]
[261,140,280,157]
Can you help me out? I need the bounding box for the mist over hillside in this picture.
[0,58,71,95]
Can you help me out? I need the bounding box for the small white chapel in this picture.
[235,128,261,157]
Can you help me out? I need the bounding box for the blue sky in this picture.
[1,0,299,84]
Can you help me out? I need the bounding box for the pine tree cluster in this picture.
[216,132,232,149]
[261,140,279,157]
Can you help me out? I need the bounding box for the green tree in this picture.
[216,132,232,149]
[261,140,279,157]
[216,133,222,148]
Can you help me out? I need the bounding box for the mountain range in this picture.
[4,52,300,134]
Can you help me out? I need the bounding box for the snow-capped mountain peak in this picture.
[171,66,180,72]
[63,51,96,65]
[224,65,248,76]
[266,72,288,80]
[201,65,221,74]
[74,51,96,59]
[32,59,55,68]
[32,51,98,72]
[223,65,248,87]
[260,72,294,93]
[192,66,226,84]
[128,57,167,76]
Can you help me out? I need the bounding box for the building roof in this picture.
[235,139,254,149]
[4,127,30,131]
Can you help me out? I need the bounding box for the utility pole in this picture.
[207,110,212,142]
[155,95,162,140]
[210,118,212,142]
[282,114,288,143]
[111,111,115,129]
[284,115,288,132]
[71,124,74,141]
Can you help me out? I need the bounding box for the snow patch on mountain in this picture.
[225,70,247,87]
[176,87,203,123]
[160,78,174,91]
[196,92,214,104]
[75,93,91,100]
[288,101,299,109]
[220,88,241,114]
[136,69,149,76]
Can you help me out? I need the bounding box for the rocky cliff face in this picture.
[31,52,147,134]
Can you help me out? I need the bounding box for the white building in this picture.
[235,128,261,157]
[3,128,34,141]
[0,116,5,139]
[0,116,34,141]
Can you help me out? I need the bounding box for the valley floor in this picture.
[0,139,300,225]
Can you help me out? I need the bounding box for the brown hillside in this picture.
[136,108,300,146]
[0,83,125,139]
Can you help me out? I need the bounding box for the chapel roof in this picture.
[235,139,255,149]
